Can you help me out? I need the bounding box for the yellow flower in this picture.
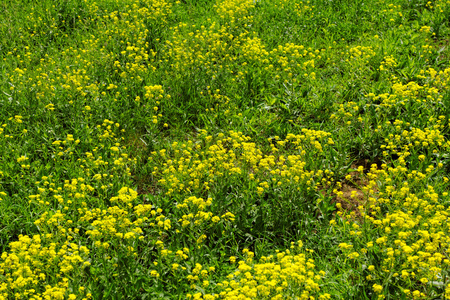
[373,284,383,293]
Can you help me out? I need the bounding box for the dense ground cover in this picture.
[1,0,450,298]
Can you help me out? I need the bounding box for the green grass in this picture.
[1,0,450,299]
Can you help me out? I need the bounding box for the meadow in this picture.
[1,0,450,298]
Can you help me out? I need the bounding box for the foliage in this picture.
[1,0,450,298]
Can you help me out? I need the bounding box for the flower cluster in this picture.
[2,0,450,298]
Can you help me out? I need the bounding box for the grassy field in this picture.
[1,0,450,298]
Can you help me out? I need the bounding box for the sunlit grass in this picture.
[1,0,450,298]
